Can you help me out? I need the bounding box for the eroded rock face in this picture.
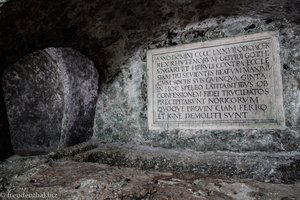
[0,0,299,81]
[45,48,99,148]
[93,17,300,153]
[0,0,299,180]
[3,50,63,155]
[2,48,98,155]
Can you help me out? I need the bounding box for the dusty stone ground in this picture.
[1,160,300,200]
[0,141,299,200]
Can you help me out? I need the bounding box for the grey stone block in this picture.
[2,48,98,155]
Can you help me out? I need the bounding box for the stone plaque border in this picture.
[147,32,285,130]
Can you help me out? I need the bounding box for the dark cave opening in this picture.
[0,85,13,161]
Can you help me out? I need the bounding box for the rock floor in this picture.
[1,158,299,200]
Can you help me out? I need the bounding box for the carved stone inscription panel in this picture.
[147,32,285,130]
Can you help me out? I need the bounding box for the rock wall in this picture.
[0,0,299,165]
[2,48,98,155]
[94,17,300,153]
[0,0,299,81]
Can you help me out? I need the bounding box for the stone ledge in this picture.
[51,140,300,184]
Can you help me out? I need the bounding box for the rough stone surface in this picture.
[1,159,300,200]
[2,48,98,155]
[94,18,300,153]
[45,48,99,148]
[3,50,64,155]
[0,155,48,188]
[0,0,299,80]
[50,140,300,184]
[0,0,298,180]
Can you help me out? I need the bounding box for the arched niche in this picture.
[2,47,99,155]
